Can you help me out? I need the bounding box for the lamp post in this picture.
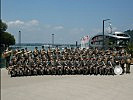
[19,31,21,48]
[103,19,110,50]
[76,41,78,48]
[0,0,1,21]
[52,34,54,47]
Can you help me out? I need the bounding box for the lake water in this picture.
[19,46,43,51]
[10,45,77,52]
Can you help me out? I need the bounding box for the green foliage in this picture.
[126,42,133,57]
[124,29,133,42]
[0,20,15,47]
[0,19,8,32]
[1,32,15,47]
[124,30,133,57]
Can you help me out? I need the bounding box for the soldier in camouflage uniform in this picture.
[126,54,131,73]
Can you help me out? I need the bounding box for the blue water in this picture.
[10,46,73,52]
[20,46,42,51]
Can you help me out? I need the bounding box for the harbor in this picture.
[1,0,133,100]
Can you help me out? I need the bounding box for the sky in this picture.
[2,0,133,44]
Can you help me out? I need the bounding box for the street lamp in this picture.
[103,19,110,50]
[52,34,54,47]
[76,41,78,47]
[19,31,21,48]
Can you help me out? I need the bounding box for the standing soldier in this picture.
[40,46,46,58]
[33,47,39,58]
[3,47,12,68]
[24,47,28,53]
[126,54,131,74]
[120,59,125,74]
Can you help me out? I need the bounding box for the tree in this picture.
[0,19,8,32]
[1,32,15,47]
[125,29,133,57]
[0,20,15,55]
[0,20,15,47]
[124,29,133,42]
[126,42,133,58]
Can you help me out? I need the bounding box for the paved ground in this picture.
[1,66,133,100]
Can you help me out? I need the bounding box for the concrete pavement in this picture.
[1,66,133,100]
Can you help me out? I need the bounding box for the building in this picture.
[89,31,131,49]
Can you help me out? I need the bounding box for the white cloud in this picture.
[53,26,64,30]
[6,20,65,31]
[26,20,39,26]
[6,19,41,32]
[5,20,86,43]
[7,20,24,26]
[6,19,39,27]
[44,25,64,31]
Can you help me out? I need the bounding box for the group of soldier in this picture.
[4,46,131,77]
